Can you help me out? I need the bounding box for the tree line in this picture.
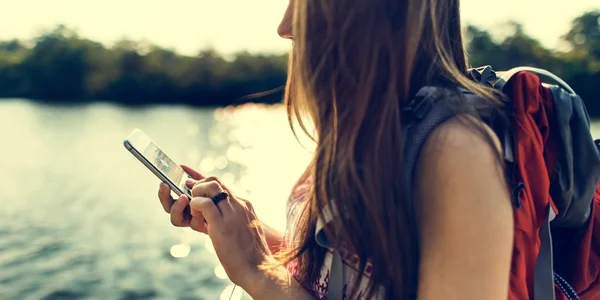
[0,11,598,114]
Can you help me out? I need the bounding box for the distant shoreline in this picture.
[0,86,285,108]
[0,97,283,109]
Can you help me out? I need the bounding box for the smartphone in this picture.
[124,128,192,198]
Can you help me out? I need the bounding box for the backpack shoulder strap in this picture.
[328,250,345,300]
[401,86,491,197]
[536,206,557,300]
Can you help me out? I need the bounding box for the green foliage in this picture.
[0,26,288,106]
[0,10,598,114]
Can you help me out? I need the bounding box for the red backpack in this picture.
[319,66,600,299]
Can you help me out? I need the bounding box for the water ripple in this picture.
[0,101,312,299]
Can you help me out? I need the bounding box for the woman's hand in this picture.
[158,165,242,234]
[157,165,313,299]
[158,165,285,252]
[187,175,272,290]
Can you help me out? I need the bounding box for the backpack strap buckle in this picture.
[412,96,433,120]
[403,86,443,122]
[402,95,433,122]
[468,65,498,87]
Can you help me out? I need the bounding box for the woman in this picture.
[158,0,514,299]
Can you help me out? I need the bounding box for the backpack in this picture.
[319,66,600,299]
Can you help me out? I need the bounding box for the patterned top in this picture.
[283,173,383,300]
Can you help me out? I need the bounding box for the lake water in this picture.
[0,99,314,300]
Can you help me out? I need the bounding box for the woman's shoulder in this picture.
[425,113,501,158]
[416,113,504,193]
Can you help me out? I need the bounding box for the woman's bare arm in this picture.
[246,265,315,300]
[415,116,514,300]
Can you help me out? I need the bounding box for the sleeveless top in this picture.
[283,172,384,300]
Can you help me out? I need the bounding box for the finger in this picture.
[242,199,257,219]
[186,175,220,189]
[159,182,176,213]
[192,176,231,193]
[181,165,204,180]
[190,206,205,218]
[191,180,223,198]
[183,173,222,190]
[191,181,235,214]
[190,206,207,224]
[170,195,191,227]
[185,178,197,189]
[190,197,224,229]
[228,195,252,214]
[189,214,208,233]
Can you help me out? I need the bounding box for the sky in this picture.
[0,0,598,56]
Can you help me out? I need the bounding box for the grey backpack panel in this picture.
[549,86,600,228]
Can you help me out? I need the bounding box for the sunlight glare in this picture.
[169,243,191,258]
[214,265,229,280]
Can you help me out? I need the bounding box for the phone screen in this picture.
[124,128,192,197]
[142,141,186,187]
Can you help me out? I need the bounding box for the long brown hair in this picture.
[275,0,503,298]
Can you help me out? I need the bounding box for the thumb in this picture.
[190,197,223,227]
